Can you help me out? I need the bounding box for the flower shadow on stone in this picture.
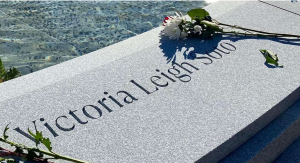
[159,34,231,64]
[159,34,300,66]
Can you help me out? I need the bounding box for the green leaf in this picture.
[41,137,52,152]
[28,128,43,147]
[28,128,53,152]
[4,67,20,81]
[3,123,10,140]
[260,49,267,54]
[0,58,6,79]
[260,49,283,67]
[187,8,210,20]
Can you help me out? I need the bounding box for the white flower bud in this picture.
[194,25,202,32]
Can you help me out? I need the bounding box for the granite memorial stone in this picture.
[1,1,300,163]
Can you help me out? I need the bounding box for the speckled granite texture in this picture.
[1,1,300,163]
[263,1,300,15]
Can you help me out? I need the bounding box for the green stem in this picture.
[220,31,300,38]
[218,22,300,38]
[0,137,90,163]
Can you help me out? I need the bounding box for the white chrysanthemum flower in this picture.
[161,12,187,40]
[175,12,186,23]
[167,27,181,40]
[175,19,182,25]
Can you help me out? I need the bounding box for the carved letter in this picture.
[130,80,158,95]
[173,62,199,74]
[151,76,168,87]
[56,116,75,131]
[117,91,138,104]
[220,42,236,51]
[69,109,88,124]
[82,105,102,119]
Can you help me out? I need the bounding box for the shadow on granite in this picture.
[274,134,300,163]
[159,34,300,65]
[159,35,230,64]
